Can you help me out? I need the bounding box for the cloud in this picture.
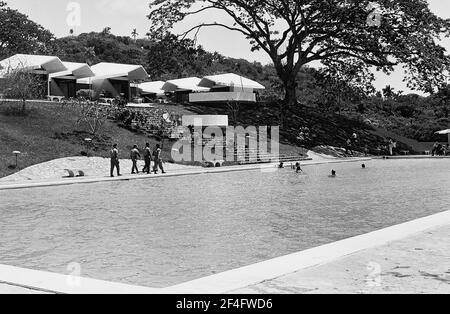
[94,0,148,16]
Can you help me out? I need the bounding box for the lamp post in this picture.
[84,138,92,157]
[12,151,21,169]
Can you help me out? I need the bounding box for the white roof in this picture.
[163,77,210,92]
[436,129,450,135]
[138,81,166,96]
[199,73,265,90]
[0,54,66,76]
[50,62,94,79]
[182,115,229,127]
[77,62,148,83]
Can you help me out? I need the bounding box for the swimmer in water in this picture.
[362,164,366,169]
[295,162,302,173]
[279,162,285,169]
[329,170,337,177]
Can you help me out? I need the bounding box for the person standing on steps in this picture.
[130,145,141,174]
[143,143,152,174]
[110,144,121,177]
[153,144,166,174]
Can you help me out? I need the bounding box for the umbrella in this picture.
[435,129,450,145]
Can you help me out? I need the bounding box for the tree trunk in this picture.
[280,78,298,128]
[284,85,298,108]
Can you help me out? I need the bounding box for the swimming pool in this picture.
[0,159,449,288]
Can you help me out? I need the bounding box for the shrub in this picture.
[76,89,95,100]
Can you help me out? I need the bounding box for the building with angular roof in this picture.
[77,62,149,101]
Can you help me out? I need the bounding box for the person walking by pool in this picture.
[153,144,166,174]
[143,143,152,174]
[130,145,141,174]
[110,144,121,177]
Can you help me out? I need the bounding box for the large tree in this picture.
[145,34,214,79]
[0,1,56,59]
[2,67,46,114]
[148,0,450,109]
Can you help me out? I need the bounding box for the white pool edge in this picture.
[1,209,450,294]
[163,210,450,294]
[0,158,371,191]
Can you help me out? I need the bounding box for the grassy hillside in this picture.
[185,102,400,155]
[0,101,307,179]
[0,101,174,178]
[1,99,432,179]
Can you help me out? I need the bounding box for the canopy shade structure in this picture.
[137,81,166,96]
[77,62,149,84]
[435,129,450,135]
[0,54,66,77]
[163,77,210,93]
[199,73,265,90]
[50,62,94,80]
[436,129,450,145]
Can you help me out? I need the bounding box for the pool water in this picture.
[0,159,449,288]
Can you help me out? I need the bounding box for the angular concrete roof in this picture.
[199,73,265,90]
[77,62,149,83]
[137,81,166,96]
[182,115,229,127]
[163,77,210,92]
[50,62,94,79]
[0,54,66,76]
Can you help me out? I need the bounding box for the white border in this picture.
[1,210,449,294]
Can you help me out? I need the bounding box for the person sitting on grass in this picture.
[130,145,141,174]
[431,142,441,156]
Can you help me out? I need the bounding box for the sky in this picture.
[6,0,450,93]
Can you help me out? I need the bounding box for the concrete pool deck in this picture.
[0,156,371,191]
[230,224,450,294]
[1,209,450,294]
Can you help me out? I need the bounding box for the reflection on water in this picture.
[0,159,449,288]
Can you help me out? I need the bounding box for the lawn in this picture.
[0,101,173,178]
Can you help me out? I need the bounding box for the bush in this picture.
[395,105,417,118]
[76,89,95,100]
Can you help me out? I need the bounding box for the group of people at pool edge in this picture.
[110,143,166,177]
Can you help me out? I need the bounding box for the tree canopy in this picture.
[0,1,55,59]
[148,0,450,106]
